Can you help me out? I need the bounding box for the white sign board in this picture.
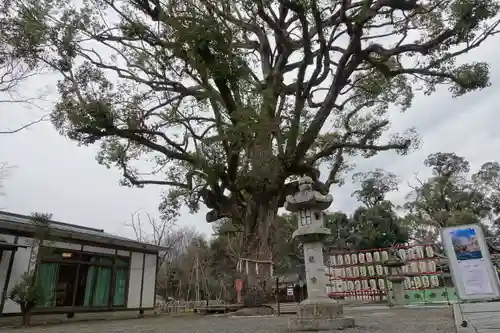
[441,224,500,301]
[287,286,294,296]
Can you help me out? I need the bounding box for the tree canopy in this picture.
[0,2,49,134]
[2,0,500,275]
[404,152,493,242]
[328,168,408,250]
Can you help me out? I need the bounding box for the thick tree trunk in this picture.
[239,196,279,306]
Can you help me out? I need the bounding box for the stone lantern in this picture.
[285,176,354,331]
[385,249,407,306]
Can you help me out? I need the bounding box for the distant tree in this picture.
[5,0,500,292]
[325,211,354,249]
[349,202,409,250]
[336,169,408,250]
[326,206,408,251]
[352,169,399,208]
[404,152,491,242]
[473,162,500,214]
[126,210,178,270]
[154,225,205,300]
[472,161,500,237]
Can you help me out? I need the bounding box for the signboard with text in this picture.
[442,224,500,301]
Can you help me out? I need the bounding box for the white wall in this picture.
[0,234,17,312]
[127,252,144,308]
[43,240,81,251]
[141,254,157,308]
[117,250,130,257]
[1,233,157,313]
[2,235,37,314]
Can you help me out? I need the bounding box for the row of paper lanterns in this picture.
[329,246,435,266]
[325,260,438,277]
[327,275,441,292]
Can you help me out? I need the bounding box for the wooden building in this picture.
[0,211,167,317]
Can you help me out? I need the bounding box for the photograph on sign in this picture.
[441,224,500,301]
[450,227,483,261]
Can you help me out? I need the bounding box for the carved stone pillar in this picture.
[285,176,355,331]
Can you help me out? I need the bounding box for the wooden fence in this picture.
[158,300,226,314]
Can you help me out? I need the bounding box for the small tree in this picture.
[8,212,53,326]
[8,271,44,326]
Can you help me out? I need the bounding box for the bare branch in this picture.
[0,114,49,134]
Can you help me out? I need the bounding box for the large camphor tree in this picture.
[4,0,500,293]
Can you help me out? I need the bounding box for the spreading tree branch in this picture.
[2,0,499,224]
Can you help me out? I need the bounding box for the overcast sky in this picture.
[1,37,499,241]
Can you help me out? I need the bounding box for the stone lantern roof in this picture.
[284,176,333,212]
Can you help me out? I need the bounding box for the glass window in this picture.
[37,262,59,308]
[36,250,130,308]
[113,267,127,306]
[83,266,95,306]
[84,266,112,306]
[116,258,129,267]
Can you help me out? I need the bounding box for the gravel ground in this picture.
[2,307,456,333]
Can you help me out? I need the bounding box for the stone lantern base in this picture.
[288,298,355,331]
[387,276,406,307]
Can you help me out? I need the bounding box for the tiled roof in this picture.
[0,211,168,253]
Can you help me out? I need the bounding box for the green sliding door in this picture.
[37,263,58,308]
[84,266,112,307]
[113,268,127,306]
[83,266,94,306]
